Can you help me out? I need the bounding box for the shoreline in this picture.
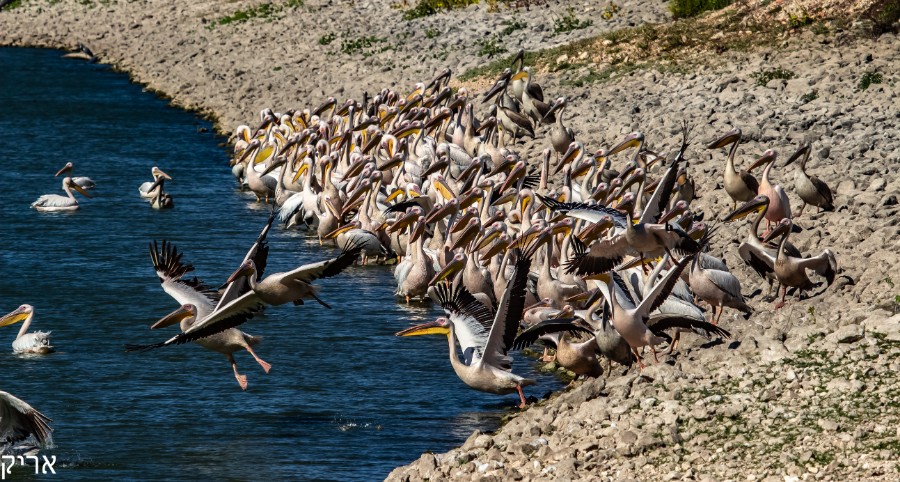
[3,1,899,480]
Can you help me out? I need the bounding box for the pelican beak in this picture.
[55,164,72,177]
[555,143,582,175]
[511,70,529,83]
[323,223,358,240]
[291,162,311,183]
[570,159,593,178]
[422,158,449,178]
[480,236,509,263]
[499,162,525,193]
[784,143,810,166]
[395,320,450,337]
[0,307,30,327]
[394,122,422,140]
[450,210,476,234]
[432,177,455,201]
[618,255,662,270]
[481,79,506,104]
[486,158,514,178]
[550,221,573,237]
[584,272,612,283]
[72,183,93,198]
[151,305,194,330]
[473,228,502,252]
[409,219,427,243]
[510,225,543,249]
[343,156,368,180]
[658,207,682,225]
[225,262,255,286]
[424,199,457,224]
[344,182,371,207]
[254,144,276,165]
[491,190,518,207]
[430,256,465,285]
[723,196,768,222]
[706,128,741,149]
[749,149,777,171]
[762,220,791,243]
[525,298,551,311]
[607,132,643,157]
[458,188,482,210]
[452,220,481,251]
[385,187,406,203]
[155,168,173,180]
[541,99,563,123]
[262,157,287,176]
[389,211,420,234]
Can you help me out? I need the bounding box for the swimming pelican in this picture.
[0,305,53,354]
[0,390,52,457]
[32,177,92,212]
[396,246,535,409]
[138,167,172,200]
[54,161,96,190]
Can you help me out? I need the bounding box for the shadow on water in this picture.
[0,47,563,481]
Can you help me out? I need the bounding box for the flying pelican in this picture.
[147,241,365,347]
[31,177,92,212]
[784,143,834,215]
[0,305,53,355]
[54,162,96,190]
[126,239,271,389]
[396,247,535,408]
[138,167,173,200]
[0,391,52,457]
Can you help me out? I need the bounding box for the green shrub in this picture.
[319,33,337,45]
[554,9,593,34]
[403,0,479,20]
[500,18,527,36]
[865,0,900,34]
[751,67,795,86]
[340,35,387,56]
[476,34,506,58]
[669,0,733,19]
[858,71,883,91]
[800,90,818,103]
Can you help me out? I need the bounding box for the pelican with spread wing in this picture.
[0,391,52,457]
[396,246,535,408]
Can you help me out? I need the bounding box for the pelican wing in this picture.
[564,235,631,276]
[175,292,264,342]
[284,241,364,283]
[217,212,276,310]
[0,391,52,446]
[795,249,837,285]
[31,194,75,208]
[512,318,593,351]
[639,140,684,224]
[636,254,693,319]
[277,192,305,224]
[647,316,731,340]
[702,266,744,300]
[536,194,626,227]
[480,247,532,371]
[149,241,218,310]
[432,281,493,363]
[738,241,775,278]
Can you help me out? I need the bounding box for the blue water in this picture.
[0,47,562,481]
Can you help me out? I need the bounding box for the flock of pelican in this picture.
[4,53,843,459]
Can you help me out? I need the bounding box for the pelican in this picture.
[748,149,790,230]
[544,97,575,159]
[126,239,272,389]
[31,177,91,212]
[147,177,174,209]
[0,305,53,354]
[513,317,603,379]
[707,128,758,208]
[688,253,752,325]
[138,166,173,200]
[397,247,535,408]
[763,218,837,308]
[0,391,52,457]
[54,161,96,190]
[784,143,834,215]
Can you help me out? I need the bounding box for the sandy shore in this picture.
[2,0,899,480]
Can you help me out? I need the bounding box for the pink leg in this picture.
[666,331,681,354]
[797,202,806,217]
[774,285,787,309]
[244,344,271,374]
[229,354,248,390]
[633,347,645,372]
[652,345,659,363]
[516,385,527,409]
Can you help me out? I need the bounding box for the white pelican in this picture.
[396,247,535,409]
[0,390,52,457]
[126,240,271,389]
[54,161,96,190]
[31,177,91,212]
[0,305,53,355]
[138,167,172,200]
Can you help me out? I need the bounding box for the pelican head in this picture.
[0,304,34,327]
[706,128,741,149]
[784,143,811,167]
[151,166,173,181]
[761,218,793,244]
[226,260,257,285]
[55,162,74,177]
[429,254,465,286]
[607,132,644,157]
[722,195,770,222]
[395,317,451,337]
[152,304,197,329]
[748,149,778,171]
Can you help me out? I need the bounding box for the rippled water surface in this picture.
[0,47,562,481]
